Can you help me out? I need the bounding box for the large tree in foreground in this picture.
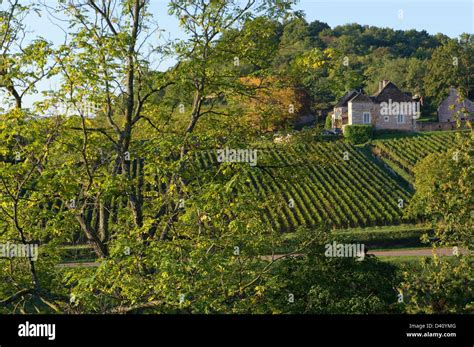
[402,124,473,313]
[0,0,62,307]
[42,0,180,257]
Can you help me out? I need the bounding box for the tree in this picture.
[272,16,311,72]
[41,0,179,257]
[235,76,306,131]
[424,36,474,107]
[0,1,55,110]
[290,47,362,111]
[0,0,64,309]
[364,57,411,94]
[159,0,294,240]
[0,0,302,314]
[400,255,474,313]
[262,230,401,314]
[407,132,472,246]
[402,125,473,313]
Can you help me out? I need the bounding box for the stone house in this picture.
[437,87,474,122]
[331,80,419,131]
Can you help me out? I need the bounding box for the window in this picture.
[397,114,405,124]
[363,112,371,124]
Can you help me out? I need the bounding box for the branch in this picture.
[0,288,34,306]
[88,0,118,35]
[106,300,163,314]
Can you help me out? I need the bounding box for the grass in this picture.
[358,144,413,190]
[335,223,429,234]
[373,152,414,185]
[333,225,430,249]
[275,224,431,254]
[378,256,427,266]
[372,129,464,140]
[380,255,462,267]
[370,246,432,252]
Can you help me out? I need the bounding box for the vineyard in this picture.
[373,131,463,173]
[5,132,461,236]
[195,142,412,231]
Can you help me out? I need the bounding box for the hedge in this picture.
[343,124,373,144]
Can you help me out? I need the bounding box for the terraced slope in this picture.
[195,142,412,231]
[373,131,462,173]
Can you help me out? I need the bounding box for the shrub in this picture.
[324,114,332,129]
[343,124,373,144]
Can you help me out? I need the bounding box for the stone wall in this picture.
[374,112,416,131]
[438,88,474,122]
[348,101,377,125]
[417,121,467,131]
[349,101,416,131]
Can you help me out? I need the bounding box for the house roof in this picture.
[372,81,412,103]
[439,87,474,109]
[335,81,417,109]
[349,92,373,103]
[335,90,359,107]
[448,87,474,102]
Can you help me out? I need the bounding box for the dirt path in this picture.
[57,262,101,268]
[57,247,469,268]
[369,247,467,257]
[259,247,469,261]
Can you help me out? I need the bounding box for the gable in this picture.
[373,82,412,103]
[439,89,474,116]
[336,90,359,107]
[349,93,373,103]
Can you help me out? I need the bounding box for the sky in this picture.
[4,0,474,107]
[295,0,473,37]
[28,0,473,43]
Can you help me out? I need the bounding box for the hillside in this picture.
[373,131,465,174]
[196,141,412,230]
[194,131,468,231]
[0,0,471,321]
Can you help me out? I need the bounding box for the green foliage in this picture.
[424,35,474,107]
[343,124,373,144]
[364,57,425,95]
[400,256,474,313]
[0,1,471,316]
[270,233,402,314]
[272,17,312,72]
[0,1,55,109]
[324,115,332,129]
[407,132,473,247]
[289,47,363,111]
[335,225,430,250]
[399,127,473,314]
